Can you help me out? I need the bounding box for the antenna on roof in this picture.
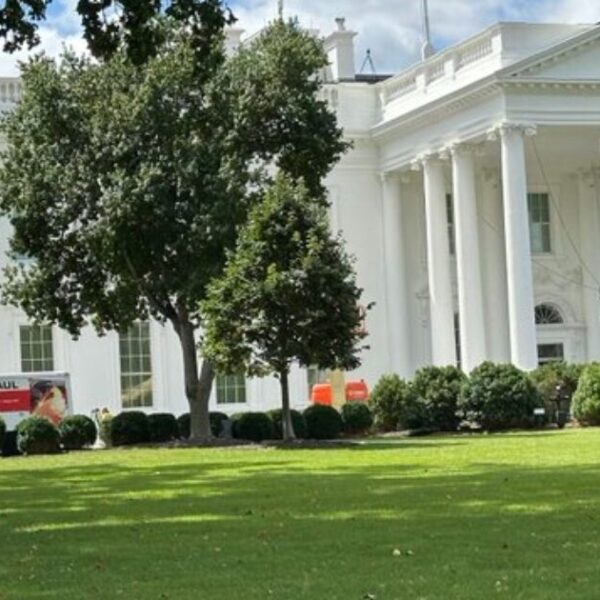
[420,0,435,60]
[360,49,377,74]
[277,0,284,20]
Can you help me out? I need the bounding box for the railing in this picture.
[381,29,496,105]
[0,79,21,104]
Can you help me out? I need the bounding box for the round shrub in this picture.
[110,411,151,447]
[267,409,307,439]
[303,404,343,439]
[459,362,542,431]
[0,416,5,451]
[572,363,600,425]
[368,374,425,431]
[530,362,582,424]
[148,413,179,442]
[411,366,466,431]
[17,416,60,455]
[231,412,274,442]
[58,415,97,450]
[177,412,229,439]
[341,401,373,435]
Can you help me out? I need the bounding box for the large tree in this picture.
[201,174,369,441]
[0,19,347,439]
[0,0,233,64]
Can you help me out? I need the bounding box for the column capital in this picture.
[487,121,537,141]
[412,152,448,171]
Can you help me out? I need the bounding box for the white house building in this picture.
[0,18,599,418]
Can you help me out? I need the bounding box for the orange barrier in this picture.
[345,379,369,402]
[311,383,333,406]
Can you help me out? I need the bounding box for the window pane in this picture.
[20,325,54,372]
[119,322,153,408]
[528,193,551,253]
[537,343,564,365]
[216,373,246,405]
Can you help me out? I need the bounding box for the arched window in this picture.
[535,303,564,325]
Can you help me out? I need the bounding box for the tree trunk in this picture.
[279,369,296,441]
[173,317,214,441]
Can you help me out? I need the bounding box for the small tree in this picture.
[202,174,368,441]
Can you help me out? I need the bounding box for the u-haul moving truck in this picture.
[0,372,72,431]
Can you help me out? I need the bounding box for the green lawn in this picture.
[1,429,600,599]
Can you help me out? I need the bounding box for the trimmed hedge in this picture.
[110,411,151,446]
[177,412,229,439]
[59,415,97,450]
[411,366,466,431]
[368,374,423,431]
[303,405,343,439]
[572,363,600,425]
[148,413,179,442]
[459,362,542,431]
[17,416,60,455]
[0,416,5,451]
[231,412,274,442]
[341,402,373,435]
[267,409,307,439]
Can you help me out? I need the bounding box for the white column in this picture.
[499,123,538,370]
[421,158,456,366]
[578,170,600,361]
[381,173,412,377]
[450,144,487,371]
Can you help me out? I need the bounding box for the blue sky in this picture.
[1,0,599,76]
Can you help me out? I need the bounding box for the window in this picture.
[216,373,246,405]
[307,366,329,394]
[446,193,455,255]
[528,193,551,254]
[120,322,153,408]
[535,304,564,325]
[20,325,54,372]
[537,343,564,365]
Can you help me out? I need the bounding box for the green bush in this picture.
[177,412,229,439]
[459,362,542,431]
[368,374,424,431]
[16,416,61,455]
[0,416,5,451]
[58,415,97,450]
[341,402,373,435]
[530,362,583,424]
[572,363,600,425]
[231,412,274,442]
[148,413,179,442]
[411,366,466,431]
[267,409,307,439]
[303,404,343,439]
[110,411,151,447]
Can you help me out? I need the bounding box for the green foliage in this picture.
[0,415,5,450]
[231,412,274,442]
[0,0,233,64]
[341,402,373,435]
[110,411,151,447]
[148,413,179,443]
[202,174,366,379]
[530,362,583,422]
[459,362,542,431]
[572,364,600,425]
[16,416,60,455]
[303,405,343,440]
[368,374,421,431]
[411,366,466,431]
[177,412,229,438]
[58,415,97,450]
[267,409,307,440]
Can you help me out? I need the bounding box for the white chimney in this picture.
[323,17,357,81]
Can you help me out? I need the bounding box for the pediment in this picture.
[507,32,600,81]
